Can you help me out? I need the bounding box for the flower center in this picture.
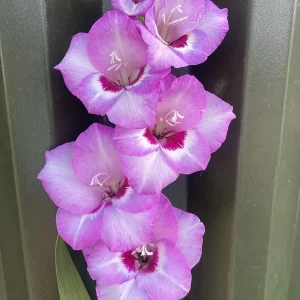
[151,109,184,140]
[132,244,154,268]
[159,4,189,42]
[90,172,125,200]
[159,109,184,127]
[106,50,142,87]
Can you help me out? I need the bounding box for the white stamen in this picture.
[132,244,154,257]
[160,110,185,127]
[162,13,166,24]
[109,50,122,64]
[171,4,183,15]
[107,50,128,72]
[168,16,188,26]
[90,173,112,187]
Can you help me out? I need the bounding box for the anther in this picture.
[160,110,185,127]
[107,50,128,72]
[90,173,112,187]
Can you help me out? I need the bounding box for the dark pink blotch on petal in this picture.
[143,128,158,145]
[161,131,187,151]
[169,35,189,49]
[100,76,123,93]
[121,251,137,272]
[114,178,129,199]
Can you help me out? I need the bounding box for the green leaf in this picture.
[55,236,90,300]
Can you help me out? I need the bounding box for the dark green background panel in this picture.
[0,0,300,300]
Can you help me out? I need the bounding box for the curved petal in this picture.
[127,65,170,95]
[37,143,102,214]
[140,25,210,69]
[73,123,124,185]
[112,0,154,16]
[106,90,158,129]
[97,280,149,300]
[161,73,177,94]
[196,92,235,153]
[153,194,178,245]
[56,207,102,250]
[87,242,138,285]
[120,149,179,195]
[157,75,206,131]
[77,73,124,116]
[144,2,163,39]
[169,29,211,67]
[112,184,159,213]
[54,33,98,96]
[175,209,205,268]
[99,203,156,251]
[161,129,211,174]
[88,10,147,82]
[136,240,191,300]
[139,24,187,69]
[198,0,229,54]
[114,127,159,156]
[82,247,93,259]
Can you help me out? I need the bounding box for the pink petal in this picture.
[99,203,156,251]
[72,123,124,185]
[196,92,236,153]
[175,209,205,268]
[77,73,124,116]
[169,29,211,66]
[126,65,170,95]
[88,10,147,82]
[120,149,179,195]
[38,143,102,214]
[144,2,163,39]
[112,184,158,213]
[112,0,154,16]
[140,25,210,69]
[56,207,102,250]
[153,194,178,245]
[157,75,206,131]
[87,242,138,285]
[161,129,211,174]
[55,33,98,96]
[198,0,229,54]
[96,280,149,300]
[161,73,177,94]
[114,127,159,157]
[82,247,93,259]
[139,24,187,70]
[106,90,158,129]
[136,240,191,300]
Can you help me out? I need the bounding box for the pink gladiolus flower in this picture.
[139,0,229,69]
[114,74,236,194]
[55,10,169,128]
[38,123,158,251]
[112,0,154,16]
[86,195,205,300]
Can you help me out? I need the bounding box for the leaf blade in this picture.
[55,236,90,300]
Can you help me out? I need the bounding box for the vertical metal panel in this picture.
[189,0,300,300]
